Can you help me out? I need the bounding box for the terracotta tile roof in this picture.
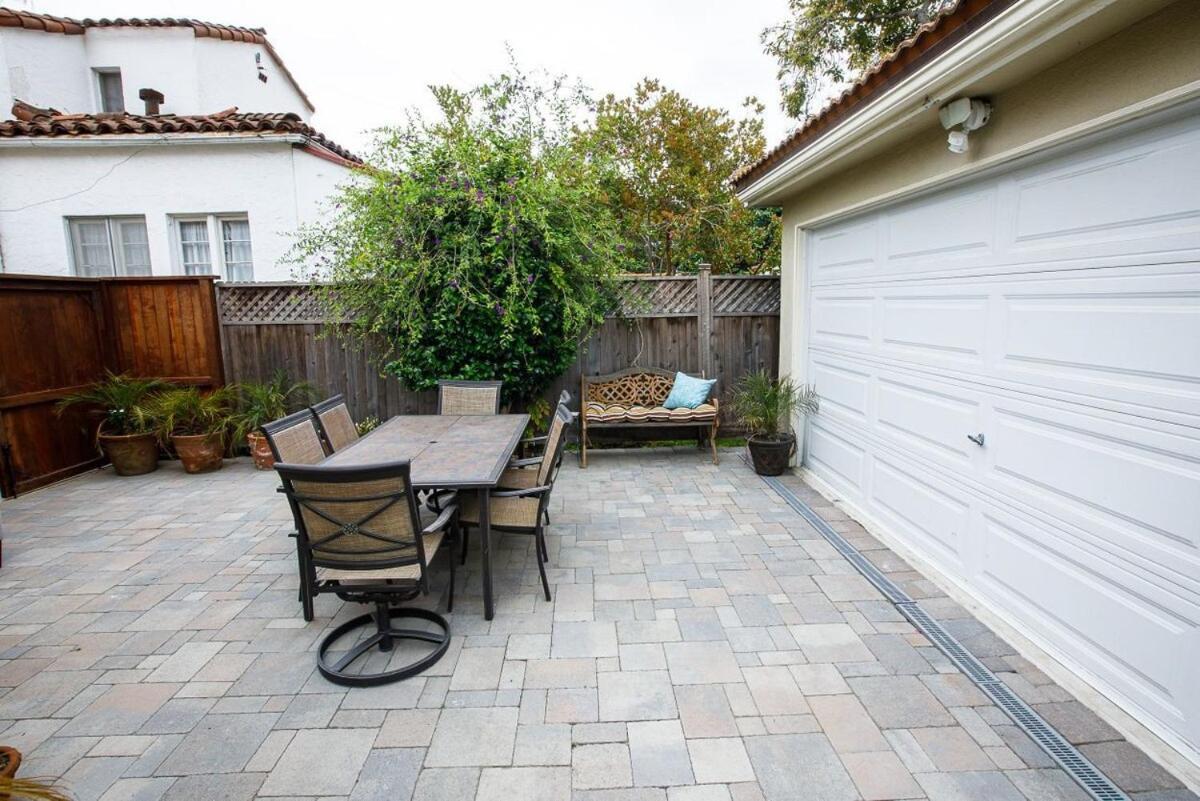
[0,101,363,165]
[732,0,1015,192]
[0,7,315,112]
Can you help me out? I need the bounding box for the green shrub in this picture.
[291,64,632,405]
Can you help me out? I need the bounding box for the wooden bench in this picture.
[580,367,719,467]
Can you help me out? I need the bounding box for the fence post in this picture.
[697,264,713,378]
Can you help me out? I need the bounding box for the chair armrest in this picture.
[492,485,551,498]
[422,503,458,535]
[521,435,549,445]
[508,456,542,468]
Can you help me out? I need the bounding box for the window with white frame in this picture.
[95,69,125,113]
[67,216,151,277]
[172,215,254,281]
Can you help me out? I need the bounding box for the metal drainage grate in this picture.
[761,473,1132,801]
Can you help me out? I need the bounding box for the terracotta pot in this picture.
[0,745,20,779]
[172,434,224,474]
[747,433,795,476]
[99,431,159,476]
[247,431,275,470]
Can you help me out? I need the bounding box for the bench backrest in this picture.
[583,367,678,408]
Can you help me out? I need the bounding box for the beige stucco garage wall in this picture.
[776,0,1200,379]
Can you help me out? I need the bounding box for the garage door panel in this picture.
[811,219,877,283]
[1012,122,1200,246]
[978,509,1198,744]
[807,420,866,493]
[809,358,870,421]
[880,294,987,362]
[990,402,1200,572]
[877,376,981,465]
[1002,280,1200,389]
[810,292,873,349]
[885,188,996,262]
[871,456,969,567]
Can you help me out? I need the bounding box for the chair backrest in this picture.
[273,461,428,573]
[311,394,359,454]
[537,403,573,488]
[262,409,326,465]
[437,380,502,415]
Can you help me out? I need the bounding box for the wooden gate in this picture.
[0,275,223,497]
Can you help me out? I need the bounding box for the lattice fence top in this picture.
[217,282,335,324]
[614,277,698,317]
[217,275,779,325]
[712,276,782,316]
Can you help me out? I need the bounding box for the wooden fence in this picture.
[216,268,780,431]
[0,275,223,497]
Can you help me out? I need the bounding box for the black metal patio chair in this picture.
[274,460,459,686]
[311,394,359,454]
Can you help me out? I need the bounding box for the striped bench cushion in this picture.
[585,402,716,423]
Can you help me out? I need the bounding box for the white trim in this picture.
[797,465,1200,790]
[737,0,1163,206]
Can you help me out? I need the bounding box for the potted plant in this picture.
[730,371,819,476]
[146,386,235,474]
[230,371,315,470]
[56,372,167,476]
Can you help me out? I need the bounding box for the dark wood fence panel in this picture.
[217,271,779,433]
[0,275,222,497]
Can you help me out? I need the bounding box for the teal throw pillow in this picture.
[663,372,716,409]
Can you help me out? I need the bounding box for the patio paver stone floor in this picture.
[0,446,1194,801]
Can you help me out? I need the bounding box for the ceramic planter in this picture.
[171,433,224,474]
[747,433,795,476]
[98,431,159,476]
[247,431,275,470]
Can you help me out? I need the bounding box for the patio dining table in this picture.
[321,413,529,620]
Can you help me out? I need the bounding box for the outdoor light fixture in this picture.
[939,97,991,153]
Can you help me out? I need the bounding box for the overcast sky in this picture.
[37,0,799,156]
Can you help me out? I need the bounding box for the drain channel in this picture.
[761,473,1131,801]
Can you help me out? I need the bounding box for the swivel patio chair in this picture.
[437,380,502,415]
[311,394,359,454]
[458,402,572,601]
[274,460,459,686]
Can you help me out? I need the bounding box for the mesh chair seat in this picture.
[316,528,444,582]
[459,493,540,528]
[498,467,540,490]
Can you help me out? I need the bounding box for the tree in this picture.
[762,0,956,119]
[290,66,632,404]
[577,79,779,275]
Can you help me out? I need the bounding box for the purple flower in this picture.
[449,278,459,288]
[506,177,517,186]
[526,274,535,284]
[494,303,504,316]
[475,189,485,203]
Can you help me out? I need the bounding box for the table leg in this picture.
[479,488,494,620]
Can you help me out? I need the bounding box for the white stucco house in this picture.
[735,0,1199,782]
[0,7,361,281]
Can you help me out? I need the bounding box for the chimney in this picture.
[138,88,165,115]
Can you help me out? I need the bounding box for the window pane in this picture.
[98,71,124,113]
[116,220,151,276]
[221,219,253,281]
[71,220,114,277]
[178,220,212,275]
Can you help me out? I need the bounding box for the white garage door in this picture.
[802,110,1200,761]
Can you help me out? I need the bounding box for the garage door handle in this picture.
[967,433,986,447]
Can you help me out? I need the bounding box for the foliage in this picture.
[230,371,315,443]
[0,777,73,801]
[55,372,168,436]
[356,416,382,436]
[762,0,956,119]
[291,62,632,404]
[577,79,778,274]
[730,371,818,439]
[524,396,551,439]
[145,386,236,441]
